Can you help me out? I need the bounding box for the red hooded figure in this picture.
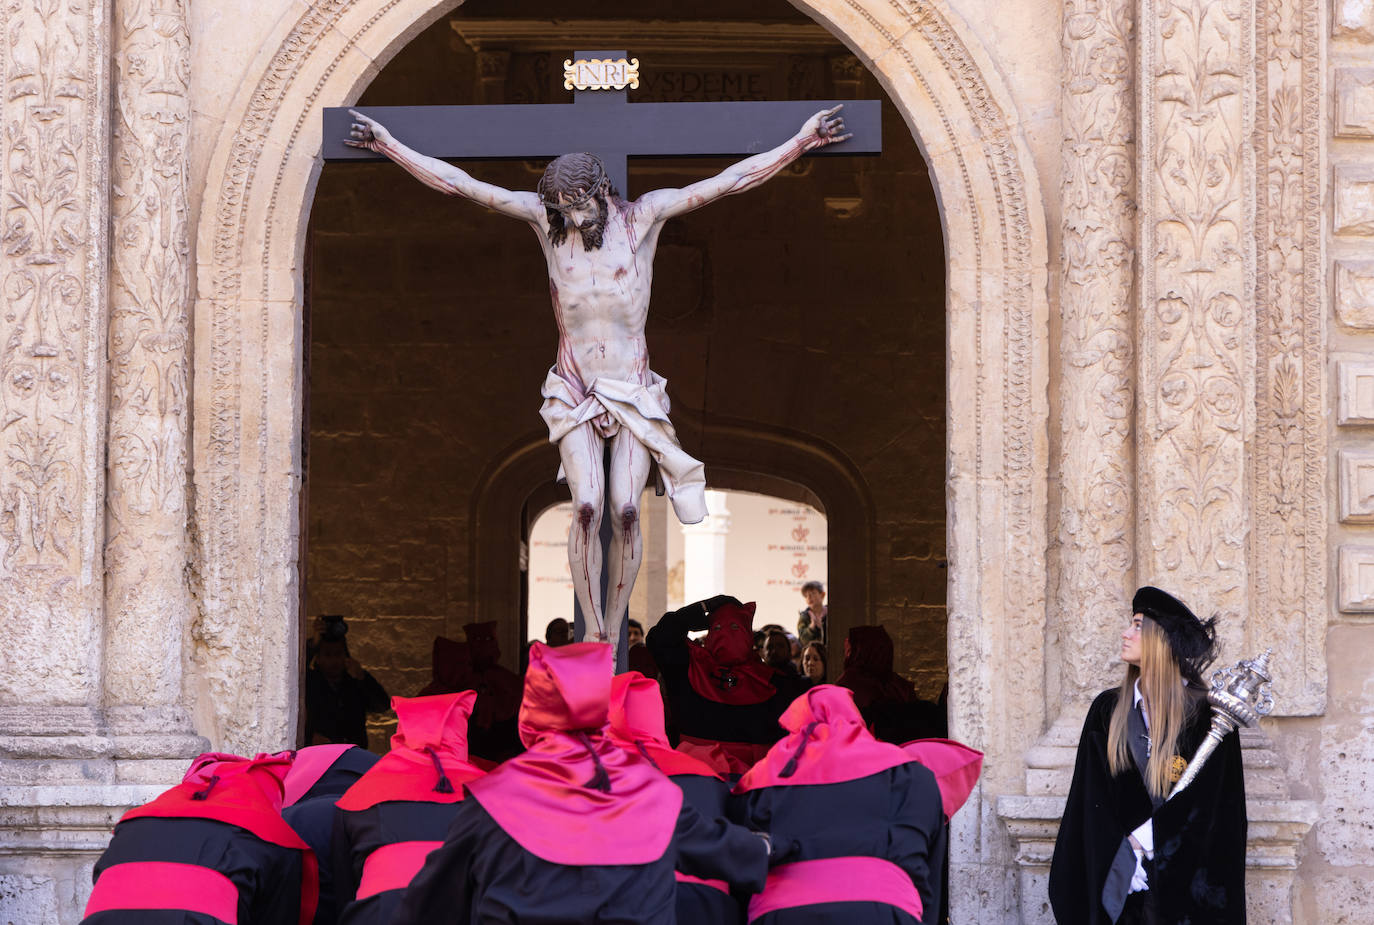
[83,752,317,925]
[647,596,805,777]
[332,692,486,925]
[733,685,951,925]
[391,642,772,925]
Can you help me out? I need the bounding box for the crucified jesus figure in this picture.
[346,105,849,649]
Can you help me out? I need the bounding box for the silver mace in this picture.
[1168,648,1274,798]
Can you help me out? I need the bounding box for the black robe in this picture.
[646,604,804,748]
[389,796,769,924]
[332,799,463,925]
[282,748,378,925]
[732,763,946,924]
[1048,688,1247,925]
[673,773,746,924]
[84,817,305,925]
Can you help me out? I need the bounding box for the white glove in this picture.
[1128,844,1149,893]
[1127,819,1154,894]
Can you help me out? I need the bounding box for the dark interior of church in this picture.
[303,0,947,748]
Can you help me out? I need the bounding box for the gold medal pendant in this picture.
[1169,755,1188,783]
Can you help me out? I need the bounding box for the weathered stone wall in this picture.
[305,5,950,706]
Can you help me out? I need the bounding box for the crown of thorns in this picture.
[538,160,607,209]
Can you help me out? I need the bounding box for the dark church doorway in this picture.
[301,0,947,752]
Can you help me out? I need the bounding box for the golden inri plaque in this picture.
[564,57,641,91]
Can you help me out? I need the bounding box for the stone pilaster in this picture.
[0,0,110,721]
[1136,0,1252,653]
[1052,0,1137,710]
[103,0,201,747]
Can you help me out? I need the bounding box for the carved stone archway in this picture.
[192,0,1049,917]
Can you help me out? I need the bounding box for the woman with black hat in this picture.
[1048,587,1248,925]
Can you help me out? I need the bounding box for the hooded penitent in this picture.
[835,625,917,711]
[685,601,777,705]
[735,684,914,792]
[467,642,682,865]
[608,671,721,779]
[733,686,946,925]
[336,692,486,811]
[84,752,318,925]
[283,744,379,807]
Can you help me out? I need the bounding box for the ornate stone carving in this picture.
[104,0,196,719]
[1337,361,1374,424]
[1054,0,1136,705]
[1137,0,1251,658]
[0,0,109,705]
[1254,0,1327,714]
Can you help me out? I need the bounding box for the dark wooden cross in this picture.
[322,51,882,666]
[323,50,881,194]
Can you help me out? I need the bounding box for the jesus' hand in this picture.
[345,109,393,153]
[799,105,852,151]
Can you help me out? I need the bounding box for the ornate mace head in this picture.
[1208,647,1275,729]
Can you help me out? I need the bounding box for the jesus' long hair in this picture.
[537,153,624,250]
[1106,617,1196,799]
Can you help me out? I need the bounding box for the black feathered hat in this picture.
[1132,586,1218,686]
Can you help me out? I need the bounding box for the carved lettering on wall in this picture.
[1335,165,1374,235]
[1138,0,1250,658]
[1337,68,1374,137]
[1253,0,1327,713]
[1337,361,1374,425]
[1335,260,1374,328]
[1055,0,1136,702]
[104,0,193,710]
[1338,545,1374,612]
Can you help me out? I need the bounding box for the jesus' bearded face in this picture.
[537,152,616,251]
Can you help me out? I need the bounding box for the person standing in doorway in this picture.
[1048,587,1247,925]
[304,616,389,749]
[796,581,827,648]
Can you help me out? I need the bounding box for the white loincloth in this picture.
[539,366,707,524]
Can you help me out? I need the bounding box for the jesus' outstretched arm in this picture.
[635,105,851,223]
[345,109,544,223]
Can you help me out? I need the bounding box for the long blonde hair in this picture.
[1106,617,1192,799]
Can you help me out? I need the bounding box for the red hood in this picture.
[843,625,895,674]
[900,738,983,819]
[392,691,476,756]
[335,692,485,812]
[610,671,720,779]
[518,641,611,746]
[735,685,913,792]
[470,645,684,866]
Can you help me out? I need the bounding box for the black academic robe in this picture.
[647,605,804,748]
[733,763,946,925]
[673,773,746,924]
[1048,688,1247,925]
[84,817,305,925]
[283,749,378,925]
[332,799,463,925]
[389,796,769,924]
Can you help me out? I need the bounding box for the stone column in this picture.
[0,0,111,741]
[103,0,201,751]
[1135,0,1252,650]
[1052,0,1137,710]
[682,490,731,604]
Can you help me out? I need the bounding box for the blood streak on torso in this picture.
[541,200,661,395]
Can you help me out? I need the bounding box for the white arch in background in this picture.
[191,0,1049,913]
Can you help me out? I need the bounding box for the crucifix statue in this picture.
[327,51,880,666]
